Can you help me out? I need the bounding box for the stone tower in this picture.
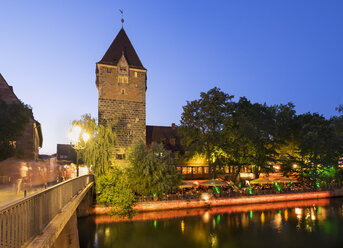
[96,28,147,162]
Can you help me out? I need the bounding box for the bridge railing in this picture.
[0,174,94,248]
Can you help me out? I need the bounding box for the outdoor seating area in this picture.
[135,177,330,202]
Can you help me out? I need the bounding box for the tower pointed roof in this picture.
[98,28,146,70]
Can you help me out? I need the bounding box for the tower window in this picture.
[134,71,138,78]
[121,89,125,94]
[120,67,127,72]
[107,68,112,73]
[118,76,128,83]
[116,154,126,160]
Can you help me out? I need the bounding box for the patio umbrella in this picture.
[250,178,274,185]
[200,179,228,187]
[275,177,298,183]
[179,181,196,188]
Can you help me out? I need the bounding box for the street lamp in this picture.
[68,125,90,177]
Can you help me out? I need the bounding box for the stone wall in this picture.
[96,62,147,161]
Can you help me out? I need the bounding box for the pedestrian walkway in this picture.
[0,181,59,207]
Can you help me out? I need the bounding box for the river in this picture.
[78,198,343,248]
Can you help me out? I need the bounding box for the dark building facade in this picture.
[96,28,147,163]
[0,73,42,160]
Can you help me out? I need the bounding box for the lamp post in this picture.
[68,125,90,177]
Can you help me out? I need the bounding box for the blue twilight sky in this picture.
[0,1,343,155]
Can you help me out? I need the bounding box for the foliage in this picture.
[72,114,116,176]
[178,88,343,185]
[0,99,32,161]
[178,87,234,178]
[96,167,136,217]
[128,141,181,197]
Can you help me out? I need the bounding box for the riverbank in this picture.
[93,187,343,215]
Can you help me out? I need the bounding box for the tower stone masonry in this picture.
[96,28,147,161]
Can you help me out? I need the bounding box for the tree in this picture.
[178,87,234,178]
[128,141,181,198]
[96,167,136,217]
[0,99,32,161]
[229,97,277,178]
[291,113,343,186]
[72,114,116,176]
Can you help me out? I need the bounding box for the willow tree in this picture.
[129,141,181,197]
[73,114,116,176]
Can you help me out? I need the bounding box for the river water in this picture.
[78,198,343,248]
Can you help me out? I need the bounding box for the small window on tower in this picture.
[121,89,125,94]
[116,154,126,160]
[134,71,138,78]
[107,68,112,73]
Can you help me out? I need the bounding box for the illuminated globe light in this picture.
[201,193,210,202]
[82,132,90,142]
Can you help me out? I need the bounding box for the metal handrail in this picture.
[0,174,94,248]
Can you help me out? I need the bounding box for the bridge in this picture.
[0,174,95,248]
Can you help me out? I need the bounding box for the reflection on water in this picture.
[78,198,343,248]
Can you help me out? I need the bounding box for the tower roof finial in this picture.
[119,9,124,27]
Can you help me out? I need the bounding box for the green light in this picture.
[215,186,220,194]
[153,193,157,197]
[238,182,242,188]
[250,211,253,220]
[318,206,321,215]
[216,215,221,224]
[275,182,281,191]
[248,188,253,195]
[154,220,157,228]
[316,182,321,188]
[278,210,282,214]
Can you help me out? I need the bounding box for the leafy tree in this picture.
[290,113,343,186]
[128,141,181,198]
[96,167,135,217]
[0,99,32,160]
[230,97,277,178]
[178,87,234,178]
[72,114,116,176]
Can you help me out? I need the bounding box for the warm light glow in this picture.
[202,212,210,223]
[284,209,288,221]
[82,132,90,142]
[68,125,82,144]
[293,164,298,169]
[201,193,210,202]
[261,212,265,223]
[274,165,280,171]
[181,220,185,233]
[295,208,302,215]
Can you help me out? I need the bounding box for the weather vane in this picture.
[119,9,124,26]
